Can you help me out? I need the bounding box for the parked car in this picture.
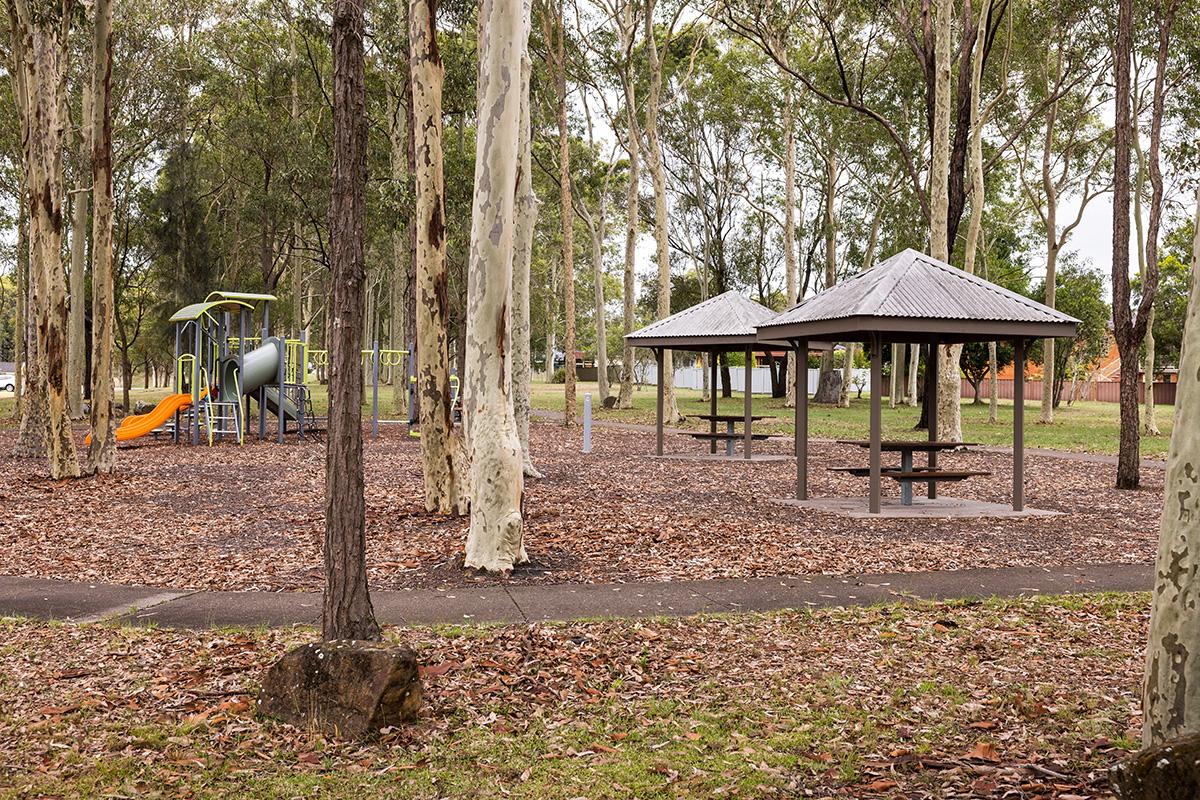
[0,373,15,392]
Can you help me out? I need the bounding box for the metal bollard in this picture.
[582,393,592,453]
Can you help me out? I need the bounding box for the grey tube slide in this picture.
[218,337,300,421]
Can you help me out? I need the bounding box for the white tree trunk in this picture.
[552,2,577,427]
[906,344,919,406]
[591,201,609,403]
[616,73,638,409]
[463,0,527,573]
[410,0,462,514]
[782,89,798,408]
[930,0,961,443]
[1142,187,1200,745]
[67,72,92,421]
[988,341,999,423]
[511,0,541,478]
[86,0,115,475]
[643,2,680,424]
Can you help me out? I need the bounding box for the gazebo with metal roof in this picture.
[756,248,1080,514]
[626,290,830,460]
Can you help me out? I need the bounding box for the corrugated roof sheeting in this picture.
[762,249,1079,328]
[627,290,781,341]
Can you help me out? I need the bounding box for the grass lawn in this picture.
[0,378,1169,458]
[1,594,1145,799]
[532,381,1172,458]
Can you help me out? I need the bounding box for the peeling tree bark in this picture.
[462,0,527,573]
[324,0,380,642]
[511,0,540,479]
[1143,185,1200,747]
[411,0,462,514]
[10,0,80,478]
[87,0,115,475]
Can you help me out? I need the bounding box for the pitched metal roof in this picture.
[757,249,1080,344]
[626,290,829,350]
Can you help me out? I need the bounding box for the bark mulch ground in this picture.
[1,595,1146,799]
[0,421,1159,592]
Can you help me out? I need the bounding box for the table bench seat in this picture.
[688,432,776,442]
[829,466,990,482]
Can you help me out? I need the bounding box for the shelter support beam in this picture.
[928,340,939,499]
[796,340,808,500]
[1013,338,1025,511]
[743,345,753,460]
[869,335,882,514]
[655,348,664,456]
[709,350,717,454]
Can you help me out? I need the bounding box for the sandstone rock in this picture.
[132,400,155,415]
[1110,733,1200,799]
[257,640,422,738]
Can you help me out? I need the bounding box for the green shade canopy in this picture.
[206,290,278,303]
[169,300,254,323]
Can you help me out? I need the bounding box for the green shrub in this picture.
[551,367,566,384]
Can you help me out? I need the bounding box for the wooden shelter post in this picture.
[655,347,664,456]
[927,340,939,499]
[709,349,718,454]
[869,335,882,514]
[1013,338,1025,511]
[796,340,808,500]
[743,345,753,460]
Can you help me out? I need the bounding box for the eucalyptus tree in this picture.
[7,0,80,478]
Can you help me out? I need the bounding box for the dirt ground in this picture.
[0,421,1160,591]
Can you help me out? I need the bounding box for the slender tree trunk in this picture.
[988,341,999,423]
[411,0,462,513]
[87,0,115,475]
[890,344,902,407]
[552,3,576,427]
[511,3,540,478]
[782,88,798,408]
[930,0,961,443]
[463,0,527,573]
[13,147,27,420]
[642,2,680,424]
[1041,86,1060,424]
[323,0,380,642]
[591,202,609,403]
[1143,186,1200,745]
[906,345,919,406]
[67,72,92,420]
[616,56,638,409]
[1136,80,1163,437]
[813,142,839,403]
[841,209,882,408]
[387,77,409,415]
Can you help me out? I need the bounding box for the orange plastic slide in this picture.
[87,391,207,444]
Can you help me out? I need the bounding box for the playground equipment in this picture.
[99,289,416,447]
[104,291,316,446]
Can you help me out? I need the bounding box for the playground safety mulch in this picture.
[1,594,1145,798]
[0,421,1160,592]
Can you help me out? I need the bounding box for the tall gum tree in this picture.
[1142,186,1200,746]
[547,0,577,426]
[411,0,463,514]
[9,0,81,479]
[642,0,682,425]
[462,0,528,573]
[512,0,541,478]
[323,0,380,642]
[87,0,115,474]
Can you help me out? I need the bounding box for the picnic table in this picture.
[693,413,768,456]
[833,439,989,505]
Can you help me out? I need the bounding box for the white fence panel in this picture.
[639,365,870,396]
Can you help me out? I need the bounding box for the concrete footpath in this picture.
[0,562,1151,630]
